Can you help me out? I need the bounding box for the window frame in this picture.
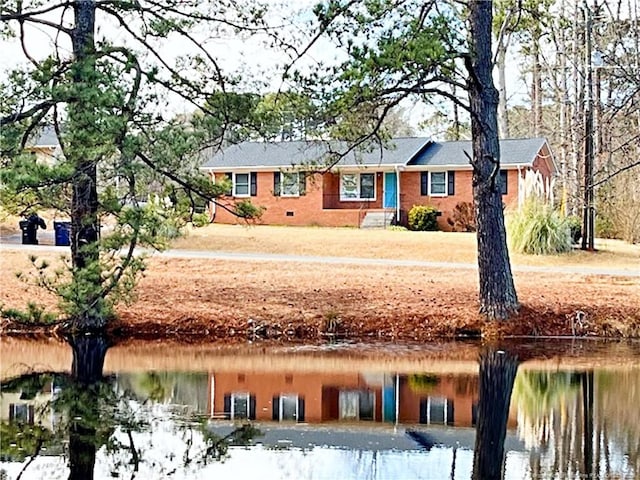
[280,172,300,197]
[279,393,299,421]
[233,172,251,198]
[421,396,454,425]
[340,172,376,201]
[230,392,250,419]
[428,171,447,197]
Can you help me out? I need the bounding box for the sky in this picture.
[0,1,531,139]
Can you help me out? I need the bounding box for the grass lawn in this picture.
[171,224,640,271]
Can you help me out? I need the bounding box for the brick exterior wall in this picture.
[208,151,553,230]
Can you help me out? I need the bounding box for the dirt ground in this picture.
[1,248,639,343]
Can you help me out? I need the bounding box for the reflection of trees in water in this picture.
[116,371,209,412]
[596,370,640,477]
[511,369,640,479]
[1,336,260,479]
[513,371,581,450]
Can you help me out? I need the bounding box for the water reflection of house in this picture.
[207,371,518,428]
[0,378,57,430]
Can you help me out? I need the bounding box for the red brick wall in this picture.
[211,172,378,227]
[401,169,522,231]
[209,156,553,229]
[209,371,379,422]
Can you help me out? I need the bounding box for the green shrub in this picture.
[507,199,572,254]
[191,212,210,228]
[1,302,58,325]
[408,205,439,231]
[566,215,582,244]
[234,199,265,219]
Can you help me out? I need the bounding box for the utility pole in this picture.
[581,1,595,251]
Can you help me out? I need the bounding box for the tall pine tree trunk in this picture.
[67,335,109,480]
[68,1,104,330]
[466,0,519,320]
[496,42,510,139]
[472,347,519,480]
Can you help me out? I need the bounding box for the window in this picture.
[340,173,375,201]
[429,172,447,196]
[274,172,306,197]
[233,173,250,197]
[281,172,300,197]
[224,392,256,420]
[421,171,455,196]
[229,172,257,197]
[419,396,454,425]
[339,390,375,421]
[499,170,508,195]
[272,394,306,422]
[9,404,35,424]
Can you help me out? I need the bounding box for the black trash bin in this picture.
[54,221,71,246]
[19,220,38,245]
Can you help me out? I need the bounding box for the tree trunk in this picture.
[68,1,104,330]
[472,347,519,480]
[466,0,519,320]
[531,37,543,138]
[67,335,109,480]
[496,43,509,139]
[69,334,110,383]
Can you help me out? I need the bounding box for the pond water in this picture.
[1,338,639,480]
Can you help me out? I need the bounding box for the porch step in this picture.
[360,210,395,229]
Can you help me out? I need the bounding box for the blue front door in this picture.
[384,172,397,209]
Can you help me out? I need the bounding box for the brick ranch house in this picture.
[200,137,556,230]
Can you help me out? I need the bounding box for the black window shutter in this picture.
[223,394,231,420]
[420,172,428,196]
[224,172,233,196]
[249,395,256,420]
[446,399,455,424]
[250,172,257,196]
[447,171,455,196]
[299,173,306,196]
[272,396,280,421]
[273,172,281,196]
[298,397,305,422]
[500,170,508,195]
[419,398,428,424]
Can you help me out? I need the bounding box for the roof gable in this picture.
[408,138,550,168]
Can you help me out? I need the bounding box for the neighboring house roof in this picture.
[200,137,554,172]
[26,126,59,148]
[407,137,551,168]
[200,137,432,171]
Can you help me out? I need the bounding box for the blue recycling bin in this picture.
[54,221,71,246]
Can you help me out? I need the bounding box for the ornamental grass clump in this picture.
[507,199,572,255]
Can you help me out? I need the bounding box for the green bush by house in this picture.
[408,205,439,231]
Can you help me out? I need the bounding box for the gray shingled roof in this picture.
[26,126,59,148]
[408,138,549,167]
[201,137,550,171]
[200,137,431,170]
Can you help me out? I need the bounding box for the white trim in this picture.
[279,172,301,197]
[232,172,251,198]
[428,171,447,197]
